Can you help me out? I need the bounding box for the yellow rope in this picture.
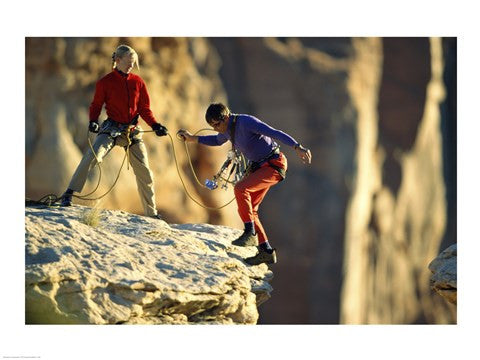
[72,130,129,202]
[168,131,236,210]
[181,128,219,188]
[73,127,236,210]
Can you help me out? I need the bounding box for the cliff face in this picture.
[25,204,272,324]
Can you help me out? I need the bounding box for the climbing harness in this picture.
[248,146,286,181]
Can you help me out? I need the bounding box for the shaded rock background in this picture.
[25,204,272,324]
[25,37,456,324]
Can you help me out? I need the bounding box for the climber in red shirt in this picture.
[61,44,168,218]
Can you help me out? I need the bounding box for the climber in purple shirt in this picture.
[178,103,311,266]
[197,112,298,162]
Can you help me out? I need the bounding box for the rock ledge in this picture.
[25,205,273,324]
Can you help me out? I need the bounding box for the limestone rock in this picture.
[429,244,457,305]
[25,205,273,324]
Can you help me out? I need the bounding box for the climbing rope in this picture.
[140,128,237,210]
[26,126,238,210]
[167,129,237,210]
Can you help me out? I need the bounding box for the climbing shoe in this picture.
[60,193,72,207]
[245,248,277,266]
[232,231,258,247]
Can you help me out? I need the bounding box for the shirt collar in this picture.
[114,68,130,79]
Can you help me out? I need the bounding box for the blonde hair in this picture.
[112,44,140,70]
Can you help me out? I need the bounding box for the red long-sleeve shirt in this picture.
[89,69,158,127]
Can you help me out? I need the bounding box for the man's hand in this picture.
[88,121,99,133]
[177,129,198,143]
[295,144,312,165]
[152,123,168,137]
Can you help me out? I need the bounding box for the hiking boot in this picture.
[232,231,258,247]
[245,248,277,266]
[60,193,72,207]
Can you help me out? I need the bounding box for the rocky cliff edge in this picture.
[25,205,273,324]
[429,244,457,305]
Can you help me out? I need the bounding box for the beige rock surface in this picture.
[25,205,273,324]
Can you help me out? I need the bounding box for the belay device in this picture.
[205,149,248,190]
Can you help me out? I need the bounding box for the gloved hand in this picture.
[152,123,168,137]
[88,121,99,133]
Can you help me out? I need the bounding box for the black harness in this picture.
[98,114,142,148]
[249,147,286,180]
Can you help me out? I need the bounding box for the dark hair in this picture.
[205,103,230,124]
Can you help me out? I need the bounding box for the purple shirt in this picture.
[198,114,299,162]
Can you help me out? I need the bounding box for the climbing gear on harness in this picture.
[204,149,249,191]
[204,179,218,190]
[97,116,143,171]
[99,118,140,140]
[232,231,258,247]
[248,147,286,181]
[244,248,277,265]
[202,115,248,191]
[88,121,99,133]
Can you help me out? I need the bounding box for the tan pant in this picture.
[68,125,157,216]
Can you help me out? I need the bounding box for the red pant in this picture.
[234,152,287,244]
